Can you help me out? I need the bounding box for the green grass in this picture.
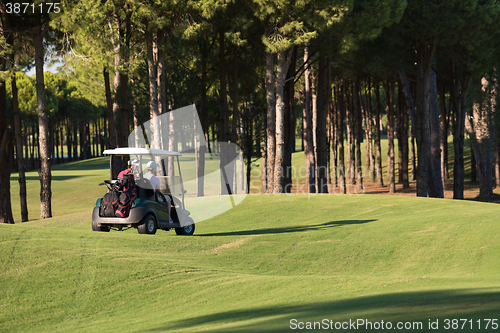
[9,158,111,222]
[3,155,500,332]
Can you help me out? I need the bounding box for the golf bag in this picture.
[114,174,137,218]
[100,182,120,217]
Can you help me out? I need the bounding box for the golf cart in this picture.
[91,147,195,235]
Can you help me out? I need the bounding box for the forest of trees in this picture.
[1,0,500,224]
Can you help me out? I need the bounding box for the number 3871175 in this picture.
[6,2,61,14]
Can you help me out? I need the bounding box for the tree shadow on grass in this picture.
[145,288,500,332]
[466,193,500,204]
[13,175,86,181]
[51,157,110,171]
[197,219,376,237]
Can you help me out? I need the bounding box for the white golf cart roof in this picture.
[103,148,182,157]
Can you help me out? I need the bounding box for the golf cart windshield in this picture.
[103,148,186,204]
[123,104,247,224]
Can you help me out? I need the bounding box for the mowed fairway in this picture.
[1,192,500,332]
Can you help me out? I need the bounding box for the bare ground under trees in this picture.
[249,156,500,204]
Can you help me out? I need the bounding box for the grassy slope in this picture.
[4,151,500,332]
[9,158,111,222]
[2,192,500,332]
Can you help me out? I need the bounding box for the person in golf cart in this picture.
[118,159,140,179]
[143,160,176,223]
[144,161,160,191]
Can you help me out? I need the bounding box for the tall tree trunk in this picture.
[146,28,160,149]
[311,67,318,189]
[98,120,103,155]
[327,105,332,187]
[112,68,122,172]
[198,39,208,197]
[354,79,363,190]
[36,125,40,168]
[398,65,418,185]
[345,82,354,185]
[0,84,14,223]
[327,61,333,188]
[94,120,99,156]
[470,140,477,182]
[261,116,268,192]
[466,75,496,198]
[439,80,449,188]
[218,29,228,143]
[374,84,383,186]
[30,125,35,170]
[415,41,436,197]
[428,60,443,198]
[315,54,328,193]
[265,52,275,193]
[274,48,293,193]
[103,117,108,152]
[218,28,231,195]
[24,123,29,171]
[337,83,346,193]
[0,56,14,223]
[303,45,316,193]
[332,84,338,188]
[90,122,93,158]
[157,31,167,117]
[59,123,63,162]
[452,65,469,200]
[132,96,140,147]
[108,15,124,177]
[400,85,410,189]
[120,73,129,147]
[66,120,72,162]
[86,122,92,158]
[284,47,296,193]
[397,85,403,183]
[49,118,54,165]
[411,124,417,181]
[245,111,253,194]
[274,48,286,194]
[119,15,131,152]
[103,68,114,152]
[12,72,28,222]
[396,84,402,184]
[0,0,14,224]
[363,80,374,182]
[55,121,60,164]
[79,121,85,160]
[232,45,240,193]
[385,82,396,193]
[156,40,167,165]
[167,105,176,177]
[73,123,78,161]
[33,23,52,219]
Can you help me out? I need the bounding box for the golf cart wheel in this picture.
[138,214,157,235]
[92,221,110,232]
[175,217,195,236]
